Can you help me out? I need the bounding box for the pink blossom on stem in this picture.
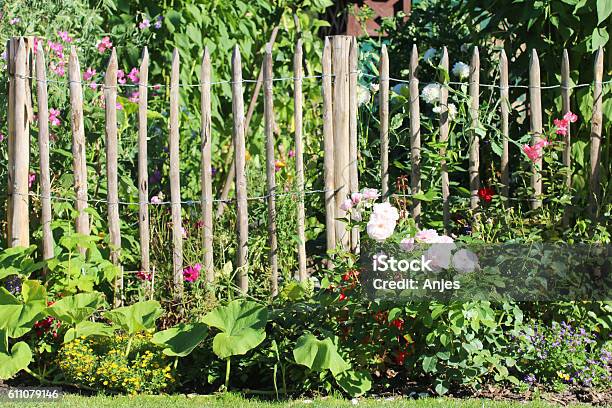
[128,91,139,103]
[522,144,542,162]
[28,172,36,188]
[127,67,139,84]
[362,188,380,200]
[116,102,123,110]
[554,118,569,136]
[58,31,73,43]
[340,198,353,211]
[139,18,150,30]
[49,108,61,126]
[96,36,112,53]
[83,67,96,81]
[288,149,295,158]
[117,70,126,85]
[351,192,362,204]
[563,111,578,123]
[183,263,201,282]
[89,82,99,90]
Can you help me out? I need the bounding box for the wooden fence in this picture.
[4,35,607,301]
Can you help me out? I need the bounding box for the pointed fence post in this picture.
[68,46,90,250]
[36,43,53,260]
[409,45,422,224]
[589,47,604,219]
[138,47,151,287]
[468,47,480,211]
[561,49,571,227]
[439,47,450,233]
[332,36,351,250]
[10,38,29,247]
[232,46,249,293]
[500,49,510,198]
[529,49,543,210]
[294,39,308,279]
[263,43,278,296]
[200,48,214,282]
[169,49,184,303]
[380,44,389,200]
[348,36,360,253]
[322,38,336,253]
[105,49,122,306]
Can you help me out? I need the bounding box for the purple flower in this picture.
[139,18,150,30]
[149,169,162,184]
[154,15,163,29]
[524,374,536,385]
[4,275,21,294]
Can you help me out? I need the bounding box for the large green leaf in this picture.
[104,300,163,334]
[597,0,612,24]
[202,300,268,359]
[63,321,114,343]
[152,323,209,357]
[335,369,372,397]
[48,292,107,324]
[293,333,350,376]
[0,281,47,338]
[0,342,32,380]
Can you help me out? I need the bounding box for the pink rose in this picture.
[340,198,353,212]
[415,229,439,243]
[362,188,380,200]
[400,237,415,252]
[522,144,542,162]
[451,249,479,273]
[351,192,363,204]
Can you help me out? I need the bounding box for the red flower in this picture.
[394,350,408,365]
[136,270,152,281]
[339,292,348,301]
[390,318,404,330]
[478,187,495,203]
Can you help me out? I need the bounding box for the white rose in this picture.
[451,248,479,273]
[452,61,470,80]
[372,202,400,222]
[424,243,456,270]
[366,212,396,242]
[421,83,441,104]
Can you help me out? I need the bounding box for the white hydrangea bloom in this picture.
[421,83,441,104]
[423,47,437,63]
[452,61,470,80]
[357,84,370,106]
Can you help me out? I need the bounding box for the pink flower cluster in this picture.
[136,270,152,281]
[522,111,578,163]
[183,263,201,282]
[49,108,61,126]
[97,36,112,53]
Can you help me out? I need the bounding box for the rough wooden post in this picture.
[561,49,571,227]
[105,49,121,306]
[68,46,90,245]
[36,43,53,260]
[589,47,604,219]
[263,44,278,296]
[232,46,249,293]
[294,39,307,280]
[200,48,214,282]
[6,39,16,244]
[410,44,421,224]
[529,49,543,210]
[322,38,336,253]
[468,47,481,210]
[348,36,360,253]
[500,49,510,198]
[439,47,450,233]
[332,36,350,250]
[380,44,390,200]
[169,49,184,302]
[10,38,29,247]
[138,47,151,281]
[217,27,280,217]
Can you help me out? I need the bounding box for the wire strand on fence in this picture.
[9,72,612,91]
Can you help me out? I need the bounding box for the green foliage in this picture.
[47,292,107,325]
[203,300,268,360]
[293,333,350,375]
[152,323,208,357]
[104,300,164,334]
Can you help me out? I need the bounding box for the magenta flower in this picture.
[58,31,73,43]
[28,172,36,189]
[127,67,139,84]
[116,102,123,110]
[89,82,99,90]
[128,91,139,103]
[49,108,61,126]
[183,263,201,282]
[288,149,295,158]
[522,144,542,162]
[153,84,162,91]
[83,67,96,81]
[0,133,4,142]
[554,118,569,136]
[52,62,65,77]
[151,195,162,204]
[139,18,150,30]
[136,270,152,281]
[117,69,126,85]
[96,36,112,53]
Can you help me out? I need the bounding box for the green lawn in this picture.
[0,393,593,407]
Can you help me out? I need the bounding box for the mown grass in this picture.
[0,392,593,407]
